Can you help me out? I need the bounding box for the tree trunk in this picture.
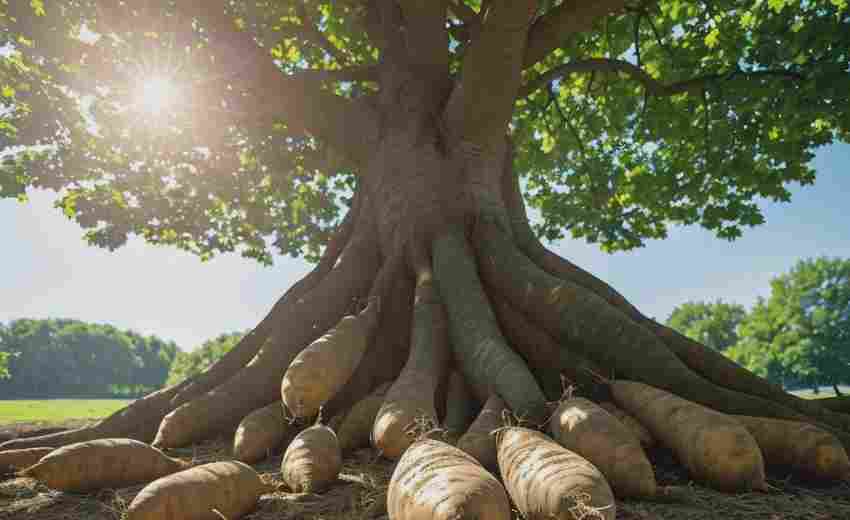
[5,83,849,456]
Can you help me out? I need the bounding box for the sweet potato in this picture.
[373,281,449,459]
[22,438,188,492]
[550,397,656,498]
[388,437,512,520]
[333,381,391,453]
[233,401,301,463]
[598,401,654,448]
[497,426,616,520]
[457,394,508,471]
[443,370,479,444]
[0,447,52,475]
[734,415,850,480]
[282,302,379,419]
[126,460,265,520]
[612,380,767,492]
[281,422,342,493]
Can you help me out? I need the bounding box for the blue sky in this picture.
[2,143,848,351]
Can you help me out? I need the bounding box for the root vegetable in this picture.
[734,415,850,480]
[282,303,379,419]
[281,422,342,493]
[550,397,656,498]
[333,381,391,453]
[373,281,449,459]
[233,401,301,463]
[21,438,188,492]
[612,380,767,492]
[126,460,265,520]
[497,426,616,520]
[457,394,508,470]
[388,437,512,520]
[0,447,52,475]
[598,401,654,448]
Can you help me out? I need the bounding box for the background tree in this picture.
[167,332,245,386]
[666,300,746,352]
[728,258,850,395]
[3,0,850,455]
[0,318,178,398]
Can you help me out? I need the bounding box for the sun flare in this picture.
[135,76,180,115]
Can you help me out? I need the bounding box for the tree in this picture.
[167,332,245,386]
[666,300,746,352]
[729,258,850,395]
[3,0,850,456]
[0,318,178,397]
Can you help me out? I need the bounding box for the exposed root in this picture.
[500,159,849,432]
[152,218,382,449]
[171,197,360,407]
[433,225,547,423]
[489,295,607,402]
[473,221,850,444]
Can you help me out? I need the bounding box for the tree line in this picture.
[666,257,850,395]
[2,256,845,399]
[0,319,240,399]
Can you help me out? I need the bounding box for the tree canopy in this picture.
[2,0,848,262]
[0,318,179,397]
[166,331,245,385]
[665,300,746,351]
[727,257,850,392]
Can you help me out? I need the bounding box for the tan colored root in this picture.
[153,217,382,449]
[499,148,850,434]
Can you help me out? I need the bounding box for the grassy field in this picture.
[788,385,850,399]
[0,399,132,424]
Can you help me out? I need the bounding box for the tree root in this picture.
[473,220,850,450]
[489,295,607,402]
[152,221,382,449]
[433,225,547,423]
[500,157,850,432]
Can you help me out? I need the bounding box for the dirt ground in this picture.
[2,424,850,520]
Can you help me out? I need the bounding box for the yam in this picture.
[22,438,188,492]
[612,380,767,492]
[734,415,850,480]
[126,460,265,520]
[233,401,301,463]
[388,438,512,520]
[281,302,378,419]
[333,381,391,453]
[281,422,342,493]
[550,397,656,498]
[373,282,449,459]
[599,401,654,448]
[0,447,52,475]
[457,394,508,471]
[497,426,616,520]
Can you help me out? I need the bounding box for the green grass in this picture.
[789,385,850,399]
[0,399,132,424]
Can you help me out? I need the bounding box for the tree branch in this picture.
[399,0,450,75]
[444,0,537,152]
[183,1,380,166]
[523,0,631,68]
[519,58,804,98]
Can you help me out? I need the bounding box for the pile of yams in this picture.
[2,378,848,520]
